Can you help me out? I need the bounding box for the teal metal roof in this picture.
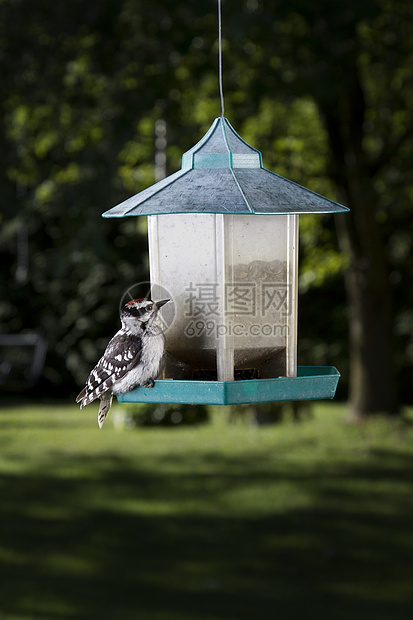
[103,117,349,217]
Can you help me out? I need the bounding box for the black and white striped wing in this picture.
[76,329,142,409]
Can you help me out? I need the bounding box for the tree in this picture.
[215,0,413,417]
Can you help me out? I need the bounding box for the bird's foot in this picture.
[143,379,155,388]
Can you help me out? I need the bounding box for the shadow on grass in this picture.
[0,448,413,619]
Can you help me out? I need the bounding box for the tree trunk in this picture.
[335,200,399,420]
[320,75,399,419]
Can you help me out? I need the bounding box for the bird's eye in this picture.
[146,304,153,311]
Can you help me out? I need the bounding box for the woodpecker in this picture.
[76,298,169,428]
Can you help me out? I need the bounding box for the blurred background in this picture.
[1,0,412,415]
[0,1,413,618]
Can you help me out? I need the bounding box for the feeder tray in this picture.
[116,366,340,406]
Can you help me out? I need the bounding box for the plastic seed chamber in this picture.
[148,213,298,382]
[103,118,348,405]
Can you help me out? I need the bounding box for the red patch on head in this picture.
[126,298,146,306]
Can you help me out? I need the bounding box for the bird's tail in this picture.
[98,393,113,429]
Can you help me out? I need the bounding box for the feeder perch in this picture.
[103,118,348,405]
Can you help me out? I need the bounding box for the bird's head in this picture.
[120,298,169,333]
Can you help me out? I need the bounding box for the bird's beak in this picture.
[155,299,170,310]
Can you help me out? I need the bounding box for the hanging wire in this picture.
[218,0,225,117]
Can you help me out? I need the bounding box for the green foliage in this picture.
[0,0,412,401]
[122,402,210,426]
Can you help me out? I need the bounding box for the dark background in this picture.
[0,0,412,416]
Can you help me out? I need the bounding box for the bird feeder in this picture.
[103,118,348,405]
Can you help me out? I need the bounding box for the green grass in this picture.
[0,401,412,620]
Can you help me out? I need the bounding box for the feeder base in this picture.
[116,366,340,406]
